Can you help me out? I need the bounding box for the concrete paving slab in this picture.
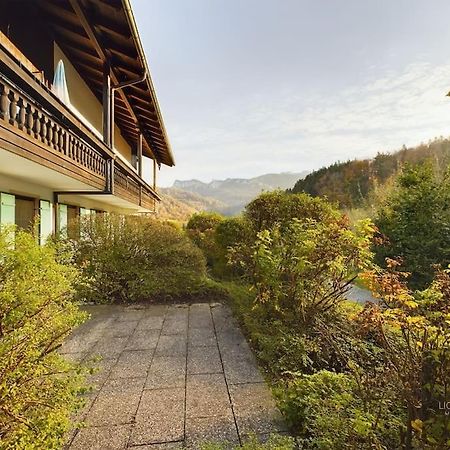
[187,346,222,374]
[167,305,189,319]
[143,305,169,317]
[185,414,239,449]
[162,317,188,336]
[155,334,187,357]
[189,305,213,329]
[84,377,145,427]
[229,383,286,435]
[91,337,128,359]
[130,388,185,445]
[69,424,132,450]
[102,320,139,337]
[188,327,216,347]
[145,355,186,390]
[116,310,145,322]
[128,443,184,449]
[221,353,264,385]
[109,350,153,379]
[137,315,165,330]
[186,373,231,418]
[125,330,160,351]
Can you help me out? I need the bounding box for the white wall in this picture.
[53,43,134,164]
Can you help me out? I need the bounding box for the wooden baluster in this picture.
[41,116,48,145]
[79,143,83,165]
[17,97,26,130]
[33,111,41,140]
[69,135,74,160]
[0,83,9,120]
[47,120,53,148]
[60,130,67,155]
[26,104,34,135]
[72,137,76,161]
[53,125,60,151]
[66,134,71,158]
[9,90,18,126]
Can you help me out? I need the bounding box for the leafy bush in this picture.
[67,214,207,303]
[374,163,450,289]
[215,216,249,250]
[0,229,87,449]
[360,261,450,449]
[245,190,340,232]
[186,212,224,274]
[231,205,375,326]
[200,434,295,449]
[186,211,224,233]
[277,371,402,449]
[212,216,250,278]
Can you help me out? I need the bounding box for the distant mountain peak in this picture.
[170,171,309,216]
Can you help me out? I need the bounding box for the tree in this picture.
[374,163,450,289]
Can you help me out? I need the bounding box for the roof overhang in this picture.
[35,0,175,167]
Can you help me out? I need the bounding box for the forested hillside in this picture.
[291,137,450,208]
[156,188,226,221]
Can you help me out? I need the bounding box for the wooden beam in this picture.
[68,0,156,159]
[69,0,107,62]
[137,132,143,178]
[102,62,112,146]
[153,157,157,191]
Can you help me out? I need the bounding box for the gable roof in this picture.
[36,0,174,166]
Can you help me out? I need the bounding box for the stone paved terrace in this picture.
[61,303,286,449]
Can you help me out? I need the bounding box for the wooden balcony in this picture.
[0,44,159,211]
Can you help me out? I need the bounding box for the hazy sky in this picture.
[132,0,450,187]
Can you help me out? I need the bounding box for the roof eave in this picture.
[121,0,175,168]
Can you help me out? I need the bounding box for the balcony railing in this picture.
[0,44,159,210]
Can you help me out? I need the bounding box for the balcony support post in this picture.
[108,158,115,194]
[153,158,157,191]
[137,132,143,178]
[102,63,112,147]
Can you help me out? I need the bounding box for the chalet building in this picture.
[0,0,174,242]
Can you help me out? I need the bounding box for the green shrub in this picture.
[362,262,450,448]
[212,216,250,278]
[186,211,224,233]
[245,190,340,232]
[230,211,375,326]
[374,163,450,289]
[186,212,224,274]
[0,229,87,449]
[67,214,207,303]
[277,371,402,449]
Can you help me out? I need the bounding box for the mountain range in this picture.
[157,172,308,220]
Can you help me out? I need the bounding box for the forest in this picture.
[291,137,450,210]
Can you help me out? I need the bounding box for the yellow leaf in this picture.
[411,419,423,433]
[405,300,419,308]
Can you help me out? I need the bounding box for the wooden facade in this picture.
[0,0,174,234]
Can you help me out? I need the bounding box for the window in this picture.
[39,200,52,244]
[15,196,35,232]
[0,193,15,227]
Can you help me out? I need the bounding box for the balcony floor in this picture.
[0,148,152,213]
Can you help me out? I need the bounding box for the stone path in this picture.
[61,303,286,449]
[347,285,378,305]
